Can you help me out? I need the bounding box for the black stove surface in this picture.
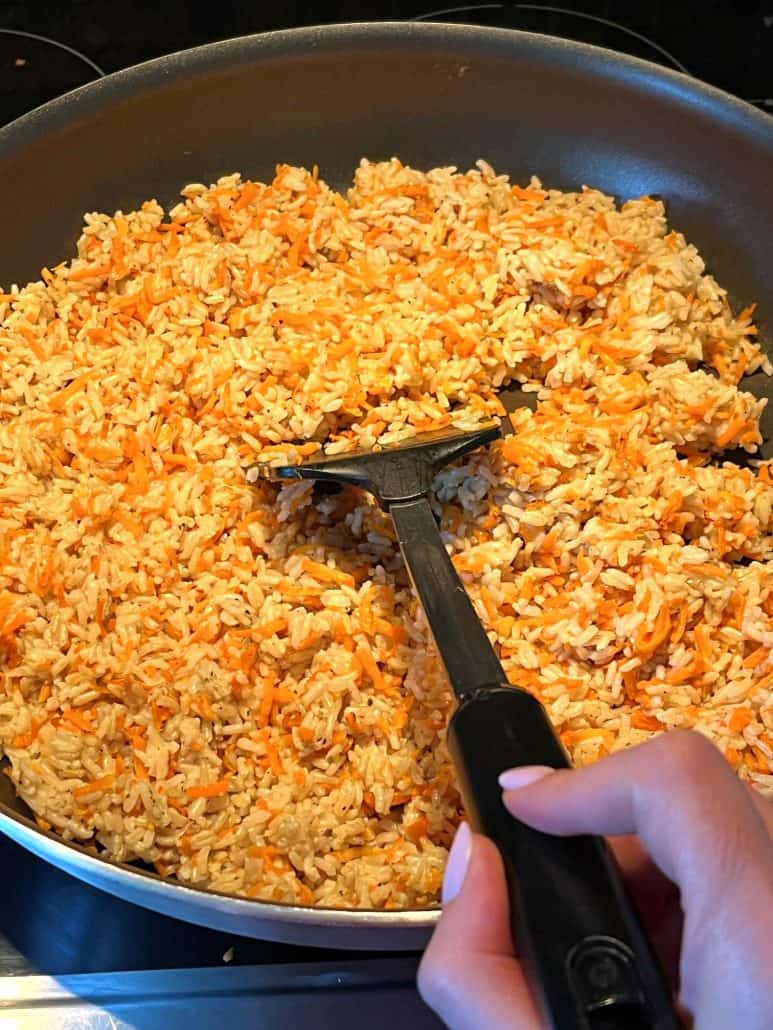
[0,0,771,130]
[0,0,770,1015]
[0,833,440,1027]
[0,833,368,977]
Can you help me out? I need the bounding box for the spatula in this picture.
[254,421,680,1030]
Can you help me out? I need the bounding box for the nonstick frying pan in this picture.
[0,22,771,952]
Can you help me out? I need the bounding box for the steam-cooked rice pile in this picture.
[0,159,771,909]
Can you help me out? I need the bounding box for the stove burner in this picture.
[0,28,104,125]
[412,3,690,74]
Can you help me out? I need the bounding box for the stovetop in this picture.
[0,0,771,130]
[0,833,438,1027]
[0,1,770,1024]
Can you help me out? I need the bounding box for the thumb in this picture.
[418,822,542,1030]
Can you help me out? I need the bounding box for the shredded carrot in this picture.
[358,585,375,634]
[48,373,94,411]
[694,624,713,661]
[265,743,283,777]
[631,712,664,732]
[729,707,753,733]
[716,415,749,448]
[405,815,428,842]
[561,728,615,746]
[234,181,260,210]
[665,655,705,685]
[258,678,275,726]
[373,616,406,643]
[671,605,690,645]
[634,604,671,657]
[69,262,111,280]
[687,563,728,579]
[61,708,94,733]
[355,646,386,692]
[301,558,355,587]
[186,777,231,799]
[73,774,115,798]
[127,728,147,752]
[743,646,769,669]
[11,718,43,749]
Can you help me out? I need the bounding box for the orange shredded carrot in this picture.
[127,728,147,752]
[355,646,386,692]
[61,708,94,733]
[561,728,615,746]
[163,452,198,471]
[265,743,283,777]
[186,777,231,799]
[196,691,221,719]
[48,373,94,411]
[258,678,275,726]
[665,655,705,685]
[634,605,671,657]
[73,774,115,798]
[11,718,43,749]
[301,557,355,587]
[234,181,260,210]
[694,624,713,661]
[729,707,753,733]
[69,262,111,281]
[716,415,749,449]
[687,563,728,579]
[631,712,664,732]
[671,605,690,645]
[743,646,769,669]
[405,815,428,842]
[373,616,406,643]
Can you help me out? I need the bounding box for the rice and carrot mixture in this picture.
[1,158,772,909]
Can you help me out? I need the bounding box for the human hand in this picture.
[418,731,773,1029]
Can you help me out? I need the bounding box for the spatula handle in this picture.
[389,497,679,1027]
[390,497,508,692]
[448,687,681,1030]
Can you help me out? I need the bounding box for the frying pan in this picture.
[0,22,771,951]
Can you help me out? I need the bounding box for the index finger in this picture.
[501,731,773,928]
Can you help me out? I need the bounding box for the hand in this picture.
[418,731,773,1029]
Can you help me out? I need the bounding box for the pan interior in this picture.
[0,23,771,934]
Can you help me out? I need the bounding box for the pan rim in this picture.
[0,20,771,160]
[0,803,440,927]
[0,19,770,934]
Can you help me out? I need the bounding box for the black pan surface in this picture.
[0,22,771,941]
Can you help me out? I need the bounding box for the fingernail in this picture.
[498,765,554,790]
[442,821,472,904]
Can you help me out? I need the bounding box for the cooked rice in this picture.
[1,158,771,909]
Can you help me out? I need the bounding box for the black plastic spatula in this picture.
[254,422,680,1030]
